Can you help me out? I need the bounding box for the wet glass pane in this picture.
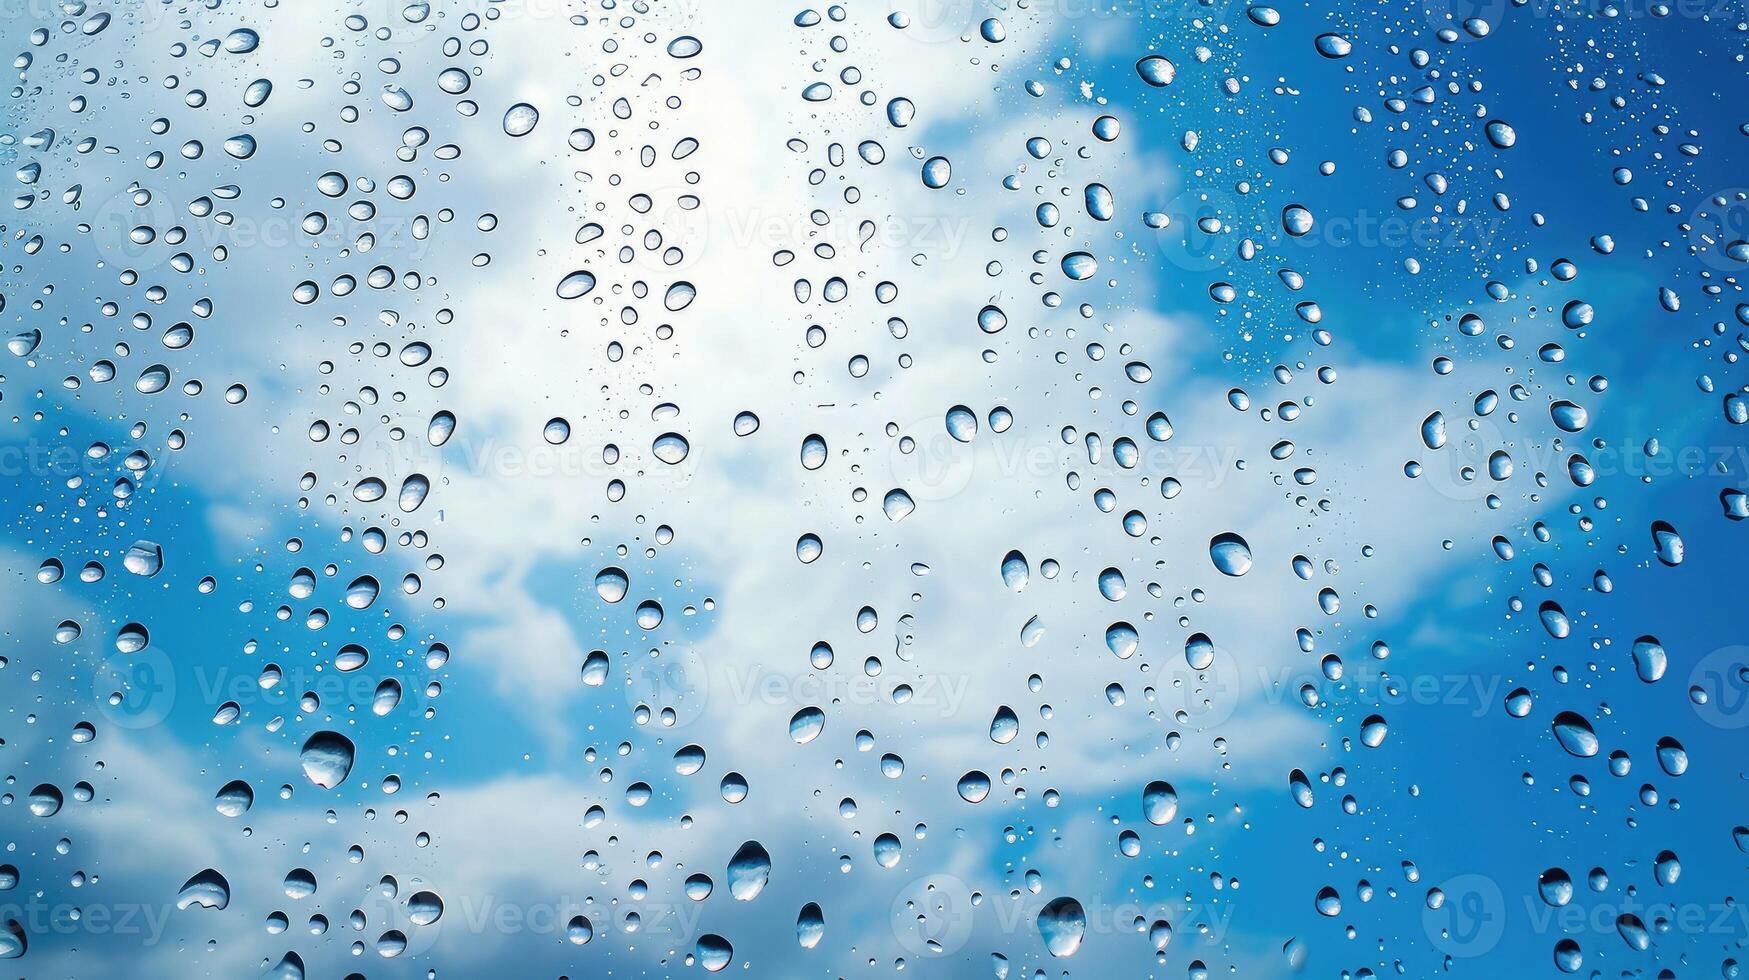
[0,2,1744,977]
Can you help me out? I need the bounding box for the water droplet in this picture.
[1136,55,1176,86]
[1038,896,1087,956]
[1551,711,1597,757]
[696,934,733,971]
[556,270,596,299]
[727,841,771,901]
[789,706,825,743]
[1650,520,1683,566]
[1060,251,1098,280]
[502,102,539,136]
[957,770,991,803]
[882,488,915,521]
[1209,532,1253,576]
[177,869,231,910]
[300,731,356,788]
[921,156,951,188]
[1143,781,1178,825]
[797,903,825,948]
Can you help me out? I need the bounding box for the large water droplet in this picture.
[1038,896,1087,956]
[300,731,356,788]
[1209,532,1253,576]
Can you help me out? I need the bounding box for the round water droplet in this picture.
[696,934,733,971]
[653,432,690,464]
[921,156,951,188]
[502,102,540,136]
[1281,204,1314,236]
[957,770,991,803]
[1209,532,1253,576]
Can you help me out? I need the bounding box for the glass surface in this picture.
[0,2,1745,977]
